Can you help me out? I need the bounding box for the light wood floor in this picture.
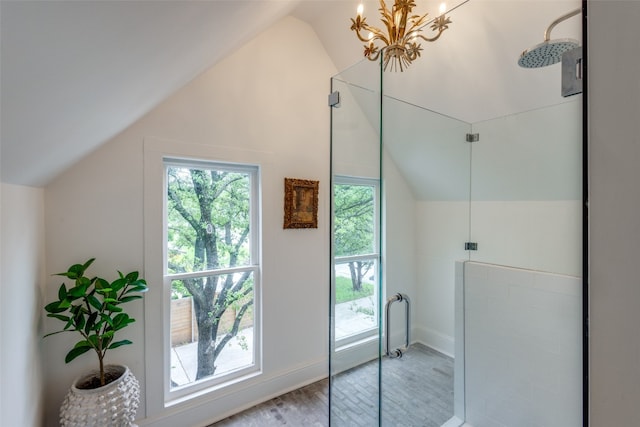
[211,344,453,427]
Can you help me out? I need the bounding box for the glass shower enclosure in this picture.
[329,1,583,426]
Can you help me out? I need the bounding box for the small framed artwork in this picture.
[283,178,319,229]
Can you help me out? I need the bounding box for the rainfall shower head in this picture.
[518,8,581,69]
[518,38,580,68]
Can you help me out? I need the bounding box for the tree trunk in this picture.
[186,276,219,380]
[349,262,363,292]
[193,291,217,379]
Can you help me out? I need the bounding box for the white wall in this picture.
[588,1,640,424]
[416,201,469,356]
[0,183,45,427]
[42,16,336,426]
[470,201,582,277]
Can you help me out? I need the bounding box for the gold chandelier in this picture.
[350,0,452,71]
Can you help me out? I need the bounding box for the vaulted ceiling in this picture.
[1,0,580,187]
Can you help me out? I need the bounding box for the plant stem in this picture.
[99,354,105,386]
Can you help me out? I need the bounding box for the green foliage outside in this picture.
[333,182,376,293]
[333,184,375,258]
[335,276,374,303]
[167,168,251,274]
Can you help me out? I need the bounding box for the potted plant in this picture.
[44,258,148,427]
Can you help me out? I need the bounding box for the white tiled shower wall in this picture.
[456,261,582,427]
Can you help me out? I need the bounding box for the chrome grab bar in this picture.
[384,293,410,358]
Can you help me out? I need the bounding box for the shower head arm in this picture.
[544,8,581,41]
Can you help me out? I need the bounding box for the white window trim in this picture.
[163,159,261,404]
[143,137,272,421]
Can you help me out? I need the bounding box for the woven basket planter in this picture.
[60,365,140,427]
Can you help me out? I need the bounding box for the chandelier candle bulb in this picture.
[350,0,453,71]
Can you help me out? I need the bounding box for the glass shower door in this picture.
[379,95,471,426]
[329,52,473,427]
[329,58,382,426]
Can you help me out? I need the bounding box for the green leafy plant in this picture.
[44,258,148,387]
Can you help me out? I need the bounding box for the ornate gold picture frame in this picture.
[283,178,319,229]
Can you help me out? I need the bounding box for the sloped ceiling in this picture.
[1,0,581,187]
[0,0,300,186]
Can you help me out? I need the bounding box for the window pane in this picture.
[167,166,252,274]
[166,162,258,394]
[333,179,378,344]
[334,259,378,341]
[333,184,375,256]
[170,272,255,389]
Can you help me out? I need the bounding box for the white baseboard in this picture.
[413,326,454,357]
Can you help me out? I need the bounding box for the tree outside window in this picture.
[166,162,259,389]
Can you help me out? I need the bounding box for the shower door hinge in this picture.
[328,91,341,108]
[466,133,479,143]
[465,242,478,251]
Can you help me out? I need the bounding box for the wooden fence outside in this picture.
[170,297,253,347]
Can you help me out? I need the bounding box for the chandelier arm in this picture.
[417,30,445,43]
[353,29,373,43]
[352,19,391,46]
[401,19,428,43]
[404,27,424,41]
[367,50,382,61]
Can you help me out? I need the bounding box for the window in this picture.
[165,159,260,399]
[333,176,379,346]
